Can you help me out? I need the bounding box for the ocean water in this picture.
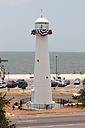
[0,52,85,74]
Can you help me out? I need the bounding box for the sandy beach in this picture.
[4,73,85,81]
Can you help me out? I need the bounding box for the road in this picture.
[10,114,85,128]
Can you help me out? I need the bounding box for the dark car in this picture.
[16,79,28,88]
[82,79,85,84]
[51,80,58,87]
[6,80,17,88]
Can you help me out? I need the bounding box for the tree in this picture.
[78,88,85,107]
[0,93,16,128]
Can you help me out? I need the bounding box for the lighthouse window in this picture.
[46,76,48,79]
[37,59,39,62]
[41,24,43,29]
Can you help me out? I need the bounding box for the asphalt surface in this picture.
[10,114,85,128]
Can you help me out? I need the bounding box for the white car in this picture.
[72,93,81,99]
[74,78,80,85]
[0,81,7,88]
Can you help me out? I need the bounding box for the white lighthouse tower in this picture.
[30,16,55,109]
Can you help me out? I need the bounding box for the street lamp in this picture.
[8,72,10,81]
[56,56,57,79]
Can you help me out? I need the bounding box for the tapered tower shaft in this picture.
[30,16,54,109]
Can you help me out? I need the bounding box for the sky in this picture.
[0,0,85,52]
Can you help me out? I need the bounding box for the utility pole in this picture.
[56,56,57,79]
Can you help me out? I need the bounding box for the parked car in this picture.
[16,79,28,88]
[6,80,17,88]
[64,80,70,85]
[51,80,58,87]
[58,79,70,87]
[51,79,70,87]
[0,81,7,88]
[74,78,80,85]
[72,93,81,99]
[58,80,66,87]
[82,79,85,84]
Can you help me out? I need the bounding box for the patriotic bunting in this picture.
[38,29,49,36]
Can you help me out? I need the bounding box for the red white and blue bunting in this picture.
[38,29,49,36]
[31,29,52,35]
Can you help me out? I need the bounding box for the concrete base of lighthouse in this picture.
[26,88,56,110]
[27,87,56,110]
[27,101,55,110]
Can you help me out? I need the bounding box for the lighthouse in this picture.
[30,16,55,109]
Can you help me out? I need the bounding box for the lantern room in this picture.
[35,17,49,30]
[31,16,52,36]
